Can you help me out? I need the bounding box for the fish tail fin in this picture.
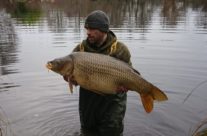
[139,86,168,113]
[151,86,168,101]
[140,94,153,113]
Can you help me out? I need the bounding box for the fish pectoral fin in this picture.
[140,94,153,113]
[68,76,75,94]
[68,81,73,94]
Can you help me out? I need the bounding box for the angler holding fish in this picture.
[46,10,168,136]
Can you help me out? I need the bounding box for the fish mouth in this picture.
[46,62,53,70]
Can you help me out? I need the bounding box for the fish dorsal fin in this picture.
[133,68,141,75]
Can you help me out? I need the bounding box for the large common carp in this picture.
[46,52,168,113]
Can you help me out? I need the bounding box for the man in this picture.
[66,10,132,136]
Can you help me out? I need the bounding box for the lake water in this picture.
[0,0,207,136]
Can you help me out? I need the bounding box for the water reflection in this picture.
[0,0,207,136]
[161,0,183,27]
[0,10,18,75]
[46,10,68,33]
[12,2,42,25]
[0,0,206,29]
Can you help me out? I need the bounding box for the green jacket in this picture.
[73,31,131,136]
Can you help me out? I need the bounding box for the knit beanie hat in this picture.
[84,10,109,32]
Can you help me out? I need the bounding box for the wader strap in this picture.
[79,42,84,52]
[109,40,117,55]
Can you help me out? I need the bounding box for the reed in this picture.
[0,106,15,136]
[191,118,207,136]
[0,113,6,136]
[0,128,2,136]
[0,116,4,136]
[184,80,207,136]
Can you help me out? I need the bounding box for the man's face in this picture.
[86,28,105,46]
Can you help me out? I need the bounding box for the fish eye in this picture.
[48,61,53,65]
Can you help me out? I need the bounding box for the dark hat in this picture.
[84,10,109,32]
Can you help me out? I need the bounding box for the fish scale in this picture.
[74,53,131,78]
[74,54,131,88]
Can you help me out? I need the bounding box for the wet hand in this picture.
[116,86,128,93]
